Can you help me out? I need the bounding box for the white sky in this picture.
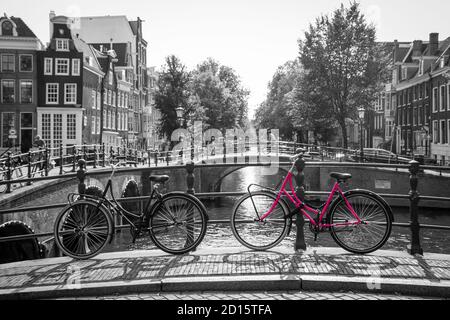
[4,0,450,118]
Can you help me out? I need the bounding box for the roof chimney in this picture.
[412,40,423,57]
[49,10,56,20]
[110,38,113,51]
[429,33,439,56]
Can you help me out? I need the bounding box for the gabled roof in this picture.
[76,16,135,44]
[129,21,138,36]
[71,30,103,74]
[0,16,37,38]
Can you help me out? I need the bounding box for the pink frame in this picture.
[259,171,361,228]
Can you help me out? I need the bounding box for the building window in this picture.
[18,55,33,72]
[1,20,14,36]
[56,39,69,52]
[91,116,96,135]
[72,59,80,76]
[67,114,76,140]
[1,113,15,148]
[413,107,417,126]
[91,90,97,109]
[55,58,69,75]
[1,54,15,72]
[1,80,15,103]
[432,87,438,112]
[433,120,439,143]
[418,105,423,125]
[53,114,63,149]
[64,84,77,104]
[401,67,407,80]
[103,110,106,129]
[418,60,424,76]
[448,84,450,111]
[20,80,33,104]
[440,85,446,112]
[41,114,51,148]
[44,58,53,75]
[440,120,448,144]
[46,83,59,104]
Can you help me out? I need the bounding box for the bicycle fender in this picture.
[336,189,395,222]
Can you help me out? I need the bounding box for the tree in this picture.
[298,2,381,148]
[254,60,302,140]
[155,55,194,139]
[191,58,249,130]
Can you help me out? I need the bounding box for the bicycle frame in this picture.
[258,162,362,229]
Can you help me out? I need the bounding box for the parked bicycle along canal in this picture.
[110,166,450,255]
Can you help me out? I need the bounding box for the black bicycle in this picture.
[54,162,209,259]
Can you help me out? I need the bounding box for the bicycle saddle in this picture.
[330,172,352,181]
[150,175,170,183]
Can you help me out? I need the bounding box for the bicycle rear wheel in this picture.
[149,193,207,255]
[54,200,113,259]
[327,191,392,254]
[230,191,290,251]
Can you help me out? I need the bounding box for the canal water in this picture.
[110,167,450,255]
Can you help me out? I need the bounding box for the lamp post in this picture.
[358,107,365,163]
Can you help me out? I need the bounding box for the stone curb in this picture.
[0,274,449,300]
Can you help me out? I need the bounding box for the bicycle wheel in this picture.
[54,200,113,259]
[231,191,290,251]
[327,191,392,254]
[149,193,207,255]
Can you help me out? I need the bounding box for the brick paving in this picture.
[61,290,440,300]
[1,248,450,298]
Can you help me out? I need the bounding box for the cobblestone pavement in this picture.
[1,248,450,299]
[61,290,442,300]
[1,249,450,290]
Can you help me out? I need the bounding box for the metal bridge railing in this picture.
[1,158,450,257]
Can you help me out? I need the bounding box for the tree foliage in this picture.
[254,60,302,140]
[191,58,249,130]
[155,56,249,139]
[298,2,381,148]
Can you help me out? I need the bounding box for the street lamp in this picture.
[358,107,365,163]
[175,106,184,127]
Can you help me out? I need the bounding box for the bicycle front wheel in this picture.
[149,194,207,255]
[54,200,113,259]
[328,191,392,254]
[231,191,290,251]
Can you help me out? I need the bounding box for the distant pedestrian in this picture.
[33,135,46,149]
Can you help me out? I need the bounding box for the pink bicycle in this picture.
[230,149,393,254]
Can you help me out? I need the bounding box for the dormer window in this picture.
[56,39,69,52]
[401,67,408,80]
[1,20,13,36]
[418,60,424,76]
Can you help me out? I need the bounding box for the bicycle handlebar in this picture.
[109,161,127,179]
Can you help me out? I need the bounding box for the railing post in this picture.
[83,145,87,162]
[134,150,138,167]
[27,151,32,186]
[5,151,12,193]
[59,144,63,175]
[72,146,77,173]
[293,152,307,251]
[77,159,87,197]
[44,147,49,177]
[166,151,170,166]
[128,148,133,167]
[186,161,195,195]
[154,150,158,167]
[407,160,423,256]
[93,145,97,169]
[102,143,106,167]
[110,146,114,163]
